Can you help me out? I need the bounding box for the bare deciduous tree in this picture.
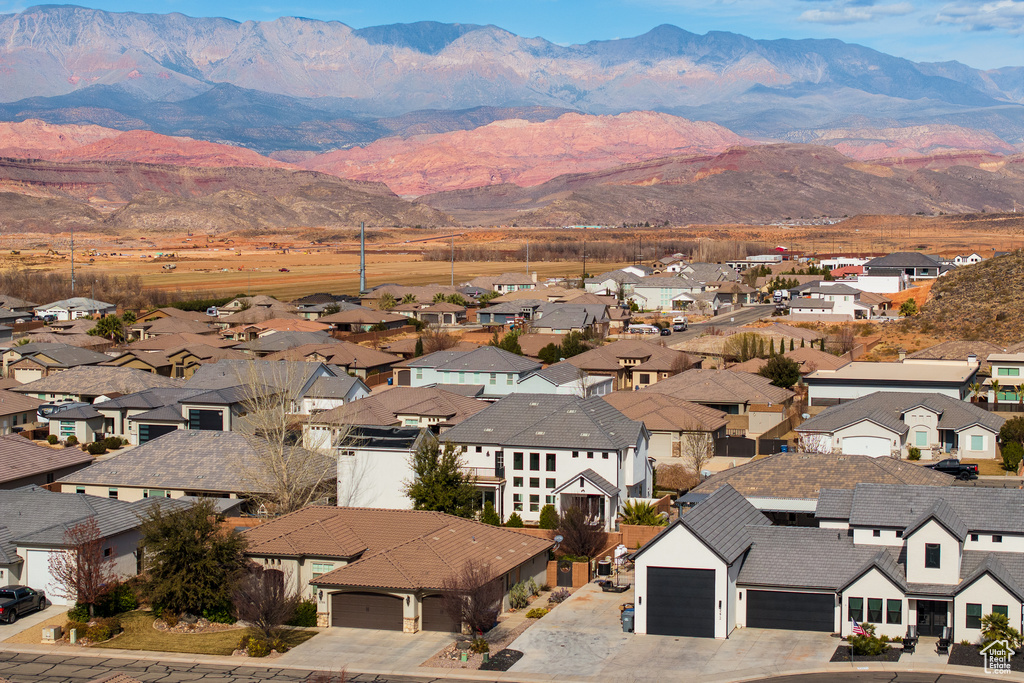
[681,430,715,476]
[48,517,117,616]
[421,325,460,354]
[232,563,299,640]
[797,433,833,454]
[670,351,693,376]
[440,559,503,635]
[556,505,607,559]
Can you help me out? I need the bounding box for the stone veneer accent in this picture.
[403,616,420,633]
[317,612,330,628]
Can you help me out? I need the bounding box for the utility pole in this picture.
[582,227,587,286]
[70,224,75,296]
[450,235,454,287]
[359,222,366,294]
[526,237,529,276]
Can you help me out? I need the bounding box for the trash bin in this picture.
[387,378,393,386]
[780,444,788,453]
[621,608,635,633]
[597,559,612,576]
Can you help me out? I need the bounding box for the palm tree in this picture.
[433,292,447,303]
[377,293,397,311]
[968,381,983,403]
[619,500,667,527]
[401,294,417,304]
[992,379,1002,406]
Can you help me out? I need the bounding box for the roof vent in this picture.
[484,428,493,432]
[536,431,545,436]
[529,402,539,406]
[580,433,590,437]
[566,409,577,414]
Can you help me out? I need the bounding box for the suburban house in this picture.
[0,486,184,601]
[317,308,407,333]
[804,359,980,406]
[12,366,183,403]
[398,346,541,399]
[216,295,296,318]
[392,301,467,326]
[4,343,112,382]
[864,252,942,280]
[491,272,539,294]
[34,297,116,321]
[335,426,434,508]
[634,482,1024,642]
[796,392,1005,458]
[0,295,37,314]
[301,376,370,414]
[954,253,984,265]
[0,433,93,489]
[528,304,610,337]
[906,341,1005,377]
[729,346,849,376]
[674,263,739,282]
[584,270,643,297]
[643,369,794,416]
[102,350,175,376]
[0,389,41,435]
[601,392,727,461]
[262,342,400,380]
[682,452,952,526]
[242,507,551,632]
[359,285,462,309]
[127,316,216,340]
[476,300,545,326]
[185,359,337,413]
[440,394,652,529]
[558,340,700,391]
[56,430,329,506]
[629,276,704,312]
[984,353,1024,403]
[798,283,871,319]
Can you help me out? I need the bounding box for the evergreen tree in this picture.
[538,343,562,365]
[414,336,424,357]
[769,338,776,356]
[88,315,126,342]
[757,355,802,389]
[539,504,559,530]
[560,331,588,358]
[740,335,750,362]
[489,330,523,355]
[757,337,766,358]
[801,337,805,348]
[480,501,500,526]
[504,512,525,528]
[790,338,795,351]
[403,440,478,518]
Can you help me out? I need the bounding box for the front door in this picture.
[916,600,949,637]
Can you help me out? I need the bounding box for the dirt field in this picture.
[2,212,1020,301]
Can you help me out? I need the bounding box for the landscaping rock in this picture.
[830,645,902,662]
[480,648,523,671]
[949,644,1024,672]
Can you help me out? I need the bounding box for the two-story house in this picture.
[559,340,700,391]
[629,276,705,312]
[804,359,979,406]
[985,353,1024,404]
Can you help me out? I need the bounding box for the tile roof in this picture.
[15,345,111,368]
[317,309,406,325]
[235,331,335,353]
[797,392,1004,436]
[408,346,541,374]
[0,389,41,416]
[866,252,941,269]
[601,392,727,433]
[305,376,364,399]
[908,340,1005,375]
[128,405,187,423]
[904,497,969,540]
[680,484,771,563]
[562,339,694,374]
[309,387,486,427]
[219,308,300,324]
[551,468,618,496]
[642,368,794,405]
[133,317,214,335]
[440,393,644,451]
[12,366,183,396]
[125,333,239,351]
[36,297,114,311]
[262,341,399,369]
[185,359,329,393]
[0,433,93,485]
[694,452,952,501]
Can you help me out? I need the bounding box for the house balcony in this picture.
[463,466,505,483]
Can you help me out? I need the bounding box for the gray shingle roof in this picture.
[960,553,1024,600]
[843,483,1024,535]
[643,368,794,406]
[904,498,969,541]
[866,252,941,269]
[408,346,541,374]
[16,345,111,368]
[551,468,618,497]
[680,484,771,564]
[306,376,362,399]
[129,405,187,423]
[530,363,588,386]
[441,393,644,452]
[797,392,1004,436]
[12,366,182,396]
[97,388,207,410]
[815,488,855,520]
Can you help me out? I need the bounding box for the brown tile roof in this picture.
[309,387,486,427]
[237,318,331,333]
[125,333,238,351]
[729,358,768,374]
[692,452,953,500]
[563,339,695,373]
[642,368,794,405]
[0,388,41,416]
[737,323,825,342]
[0,433,93,485]
[219,308,301,324]
[262,341,399,369]
[139,307,212,322]
[318,309,407,325]
[24,332,111,350]
[136,317,215,336]
[601,392,728,433]
[167,344,249,362]
[383,338,481,356]
[784,346,850,372]
[253,507,553,591]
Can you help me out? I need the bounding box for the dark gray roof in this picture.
[843,483,1024,535]
[408,346,541,374]
[551,468,618,497]
[866,252,941,269]
[96,388,207,410]
[12,366,182,396]
[797,392,1004,436]
[57,430,329,495]
[532,307,603,331]
[48,405,102,420]
[0,525,18,565]
[960,553,1024,600]
[529,363,588,386]
[185,359,331,395]
[790,297,834,309]
[478,300,546,315]
[815,488,855,519]
[585,270,642,285]
[804,283,862,296]
[17,345,111,368]
[306,375,362,399]
[441,393,644,452]
[347,426,433,451]
[129,405,187,423]
[181,385,259,406]
[680,484,771,564]
[904,498,969,541]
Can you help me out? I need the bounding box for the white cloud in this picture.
[934,0,1024,31]
[799,2,914,22]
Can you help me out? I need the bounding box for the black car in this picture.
[0,586,46,624]
[925,458,979,480]
[659,327,671,336]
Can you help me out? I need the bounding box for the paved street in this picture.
[663,303,775,345]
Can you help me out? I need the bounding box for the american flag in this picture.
[852,620,868,636]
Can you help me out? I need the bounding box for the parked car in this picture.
[0,586,46,624]
[279,268,290,272]
[925,458,979,480]
[672,323,686,332]
[659,327,671,336]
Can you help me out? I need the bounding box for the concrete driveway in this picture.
[508,582,836,683]
[0,604,65,643]
[276,626,452,673]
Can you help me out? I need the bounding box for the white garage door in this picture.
[24,549,67,605]
[842,436,891,458]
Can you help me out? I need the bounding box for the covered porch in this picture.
[550,468,620,531]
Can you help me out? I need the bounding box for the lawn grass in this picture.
[93,611,317,655]
[962,459,1013,476]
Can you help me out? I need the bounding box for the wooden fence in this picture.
[330,325,415,344]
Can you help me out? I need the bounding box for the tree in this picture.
[682,430,715,476]
[378,293,397,311]
[401,293,418,304]
[433,292,447,303]
[899,299,918,317]
[478,291,500,304]
[560,331,588,359]
[768,337,776,356]
[403,439,478,518]
[538,504,559,530]
[420,325,459,354]
[140,500,248,616]
[968,381,984,402]
[992,379,1003,406]
[758,355,802,389]
[556,505,606,559]
[1002,441,1023,472]
[446,294,468,307]
[480,501,500,525]
[670,350,693,376]
[88,314,126,342]
[538,343,562,365]
[1001,416,1024,445]
[48,517,117,617]
[440,559,503,636]
[504,512,524,528]
[789,338,795,351]
[619,500,667,527]
[489,330,523,355]
[121,310,137,325]
[414,337,424,357]
[322,303,341,316]
[982,611,1023,648]
[723,333,765,362]
[232,564,299,641]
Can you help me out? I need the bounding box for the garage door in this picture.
[842,436,891,458]
[746,590,835,632]
[330,592,403,630]
[646,567,715,637]
[25,549,66,605]
[138,423,177,443]
[421,594,459,632]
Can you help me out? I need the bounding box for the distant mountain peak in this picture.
[353,21,486,54]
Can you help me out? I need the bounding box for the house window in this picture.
[546,495,555,505]
[915,431,927,447]
[144,489,170,499]
[415,368,423,380]
[75,487,85,495]
[513,493,523,511]
[994,605,1009,618]
[530,477,540,488]
[602,452,609,459]
[971,434,984,451]
[848,598,864,622]
[925,543,941,569]
[971,534,979,542]
[475,446,482,453]
[404,418,418,426]
[490,373,496,385]
[529,453,540,471]
[60,420,75,437]
[546,478,556,489]
[188,409,223,431]
[966,603,982,629]
[108,488,118,500]
[513,477,523,487]
[529,494,539,512]
[572,451,579,458]
[587,451,594,459]
[639,374,650,384]
[474,372,480,384]
[886,600,901,624]
[998,367,1021,376]
[459,371,465,384]
[506,374,514,386]
[546,453,556,471]
[103,548,112,557]
[867,598,883,623]
[311,562,334,580]
[872,529,881,537]
[994,535,1003,543]
[896,530,903,538]
[513,452,523,470]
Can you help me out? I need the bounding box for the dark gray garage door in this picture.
[646,567,715,637]
[746,590,835,632]
[330,592,403,630]
[421,594,459,632]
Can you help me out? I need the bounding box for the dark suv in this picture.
[0,586,46,624]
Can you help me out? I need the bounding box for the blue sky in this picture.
[3,0,1017,68]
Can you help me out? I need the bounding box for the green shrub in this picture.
[202,605,236,624]
[66,435,78,446]
[848,623,889,656]
[66,604,89,622]
[86,441,107,455]
[982,611,1023,648]
[907,447,921,461]
[85,618,121,643]
[548,588,570,604]
[469,637,489,654]
[559,554,590,563]
[480,501,500,526]
[1002,442,1024,472]
[538,504,559,529]
[97,582,137,616]
[65,620,88,637]
[526,608,548,619]
[47,435,58,445]
[504,512,524,528]
[287,598,318,627]
[246,636,271,657]
[540,583,551,592]
[509,582,529,609]
[526,577,539,596]
[161,611,179,627]
[103,436,123,450]
[237,633,253,650]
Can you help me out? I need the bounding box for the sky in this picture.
[0,0,1018,69]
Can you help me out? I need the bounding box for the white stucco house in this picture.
[804,359,979,407]
[34,298,117,321]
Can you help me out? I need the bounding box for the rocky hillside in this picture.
[915,252,1024,343]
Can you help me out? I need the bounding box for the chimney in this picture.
[531,272,538,283]
[967,353,978,367]
[898,348,906,361]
